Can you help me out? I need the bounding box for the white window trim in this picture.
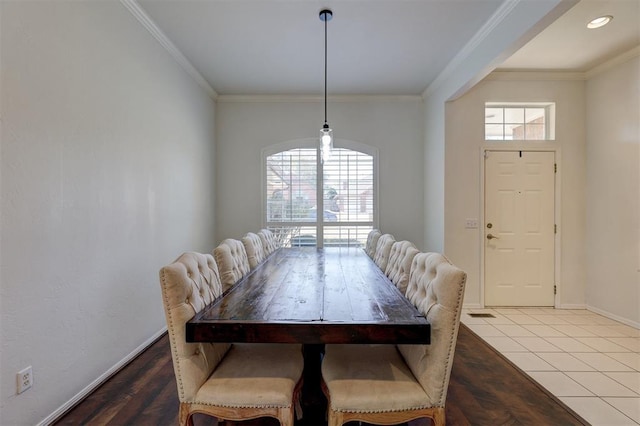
[262,138,379,248]
[485,102,556,141]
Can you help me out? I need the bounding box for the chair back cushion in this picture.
[159,252,231,402]
[364,229,382,258]
[384,240,419,295]
[398,252,466,407]
[242,232,266,268]
[372,233,395,271]
[213,239,251,292]
[258,228,279,255]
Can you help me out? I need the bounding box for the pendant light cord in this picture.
[324,15,328,125]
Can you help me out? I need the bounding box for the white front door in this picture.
[484,150,555,306]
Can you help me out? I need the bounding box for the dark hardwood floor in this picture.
[54,324,589,426]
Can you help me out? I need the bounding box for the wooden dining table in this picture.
[186,246,430,345]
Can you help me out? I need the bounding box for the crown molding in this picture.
[486,71,586,81]
[422,0,521,99]
[216,95,423,103]
[120,0,218,100]
[585,45,640,80]
[486,46,640,82]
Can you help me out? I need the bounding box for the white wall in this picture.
[421,0,573,253]
[215,98,424,246]
[0,2,216,424]
[423,99,446,252]
[585,55,640,325]
[445,75,587,308]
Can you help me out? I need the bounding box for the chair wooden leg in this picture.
[178,403,194,426]
[431,407,445,426]
[278,406,295,426]
[327,409,344,426]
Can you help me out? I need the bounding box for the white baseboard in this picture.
[556,303,587,310]
[38,326,168,426]
[462,303,484,309]
[586,305,640,330]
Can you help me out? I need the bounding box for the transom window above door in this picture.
[485,102,556,141]
[264,140,377,248]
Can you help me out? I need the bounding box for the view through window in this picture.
[485,102,555,141]
[265,144,375,248]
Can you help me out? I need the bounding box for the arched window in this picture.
[263,139,377,248]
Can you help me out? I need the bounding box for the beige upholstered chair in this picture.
[372,233,395,271]
[321,252,467,426]
[384,240,419,295]
[159,252,304,426]
[364,229,382,258]
[213,238,251,292]
[258,228,279,256]
[242,232,267,269]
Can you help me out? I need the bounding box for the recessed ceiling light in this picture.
[587,15,613,29]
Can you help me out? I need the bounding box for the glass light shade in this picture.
[320,126,333,163]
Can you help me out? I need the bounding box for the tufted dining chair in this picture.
[159,252,304,426]
[213,238,251,292]
[242,232,267,269]
[321,251,466,426]
[364,229,382,258]
[384,240,419,295]
[258,228,280,256]
[371,233,395,271]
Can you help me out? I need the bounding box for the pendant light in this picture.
[319,9,333,163]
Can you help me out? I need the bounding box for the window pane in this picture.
[322,148,374,224]
[288,226,317,247]
[266,225,313,248]
[485,103,554,142]
[504,108,524,124]
[485,108,503,124]
[525,108,545,123]
[525,124,545,140]
[266,145,375,248]
[485,124,504,140]
[505,123,522,140]
[323,225,371,248]
[266,149,317,222]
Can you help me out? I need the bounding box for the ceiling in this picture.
[499,0,639,71]
[136,0,640,97]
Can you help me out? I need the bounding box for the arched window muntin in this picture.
[262,138,378,248]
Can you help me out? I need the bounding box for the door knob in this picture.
[487,233,499,240]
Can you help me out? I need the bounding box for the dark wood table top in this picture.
[186,247,430,344]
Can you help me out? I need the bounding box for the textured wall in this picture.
[445,76,587,309]
[0,2,216,424]
[585,55,640,325]
[215,98,425,247]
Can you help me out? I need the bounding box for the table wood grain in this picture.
[186,247,430,344]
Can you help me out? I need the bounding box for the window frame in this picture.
[484,102,556,141]
[262,138,379,248]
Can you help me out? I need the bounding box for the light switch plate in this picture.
[465,218,479,229]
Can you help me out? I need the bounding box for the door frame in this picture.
[479,143,562,308]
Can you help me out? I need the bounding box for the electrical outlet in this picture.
[465,218,479,229]
[17,366,32,394]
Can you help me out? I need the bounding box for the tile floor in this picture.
[461,308,640,426]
